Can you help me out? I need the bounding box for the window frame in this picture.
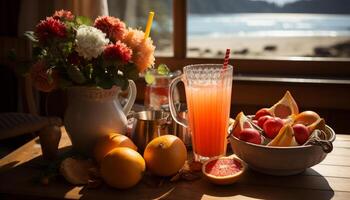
[155,0,350,78]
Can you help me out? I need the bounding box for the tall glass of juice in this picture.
[169,64,233,162]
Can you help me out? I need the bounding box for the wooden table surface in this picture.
[1,127,350,200]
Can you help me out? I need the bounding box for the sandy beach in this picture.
[187,36,350,58]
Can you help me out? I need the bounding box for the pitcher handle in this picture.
[169,75,188,128]
[122,80,137,114]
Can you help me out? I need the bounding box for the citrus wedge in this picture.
[60,157,95,185]
[231,112,254,139]
[268,91,299,119]
[293,111,320,126]
[267,124,298,147]
[307,118,326,134]
[202,155,246,185]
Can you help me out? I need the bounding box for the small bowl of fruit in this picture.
[228,91,336,176]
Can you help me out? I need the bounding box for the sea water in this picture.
[188,13,350,38]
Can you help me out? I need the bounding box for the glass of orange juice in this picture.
[169,64,233,162]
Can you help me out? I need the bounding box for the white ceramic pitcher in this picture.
[64,80,136,155]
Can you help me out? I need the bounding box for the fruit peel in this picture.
[267,124,298,147]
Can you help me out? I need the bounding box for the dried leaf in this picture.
[181,172,200,181]
[188,161,202,172]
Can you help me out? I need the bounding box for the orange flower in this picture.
[122,28,155,72]
[30,61,59,92]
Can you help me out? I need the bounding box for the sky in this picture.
[252,0,300,6]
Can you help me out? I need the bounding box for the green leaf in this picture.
[123,63,139,80]
[32,47,44,59]
[46,69,54,84]
[113,76,129,90]
[24,31,38,43]
[95,76,114,89]
[75,16,92,26]
[157,64,170,75]
[67,65,86,84]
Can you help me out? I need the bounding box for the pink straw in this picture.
[222,48,231,69]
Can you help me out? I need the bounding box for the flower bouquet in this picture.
[25,10,155,92]
[23,10,156,154]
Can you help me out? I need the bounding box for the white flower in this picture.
[75,25,109,60]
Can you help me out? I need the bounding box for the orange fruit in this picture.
[268,91,299,119]
[202,155,246,185]
[293,111,320,126]
[143,135,187,177]
[94,133,137,163]
[100,147,145,189]
[231,112,254,139]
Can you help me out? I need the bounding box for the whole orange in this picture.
[94,133,137,163]
[100,147,145,189]
[143,135,187,177]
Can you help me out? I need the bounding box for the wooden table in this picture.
[1,127,350,200]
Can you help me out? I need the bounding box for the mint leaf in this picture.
[157,64,170,75]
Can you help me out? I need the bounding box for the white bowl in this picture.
[229,125,336,176]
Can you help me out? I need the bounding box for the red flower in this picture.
[94,16,126,41]
[35,17,66,44]
[30,61,59,92]
[103,41,132,63]
[52,10,74,21]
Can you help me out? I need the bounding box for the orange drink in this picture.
[169,64,233,162]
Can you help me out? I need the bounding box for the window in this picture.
[109,0,350,78]
[187,0,350,59]
[108,0,173,56]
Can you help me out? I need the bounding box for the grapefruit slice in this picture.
[231,112,254,139]
[267,124,298,147]
[202,155,246,185]
[268,91,299,119]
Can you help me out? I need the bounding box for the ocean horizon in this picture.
[188,13,350,38]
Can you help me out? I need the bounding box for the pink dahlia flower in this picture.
[52,10,74,21]
[35,17,66,44]
[30,61,59,92]
[103,41,133,63]
[94,16,126,42]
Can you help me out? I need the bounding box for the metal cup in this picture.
[130,110,169,153]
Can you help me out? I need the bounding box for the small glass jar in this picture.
[144,69,181,111]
